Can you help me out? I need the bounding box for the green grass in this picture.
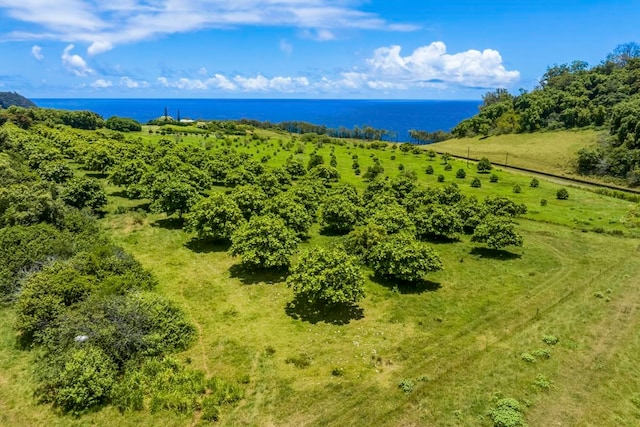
[430,129,600,176]
[3,129,640,426]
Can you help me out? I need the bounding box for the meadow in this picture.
[2,123,640,426]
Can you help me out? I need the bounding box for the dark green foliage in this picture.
[39,161,74,183]
[413,205,463,240]
[307,153,324,170]
[149,179,198,218]
[390,172,418,200]
[286,247,365,306]
[309,164,340,183]
[35,346,117,415]
[513,184,522,194]
[472,215,524,249]
[368,233,443,282]
[263,192,313,238]
[362,160,384,181]
[437,174,445,182]
[456,168,467,178]
[530,178,539,188]
[320,194,362,235]
[0,224,75,299]
[477,157,493,173]
[43,292,195,367]
[230,215,299,269]
[369,202,415,235]
[490,174,499,182]
[556,188,570,199]
[288,179,326,216]
[105,116,142,132]
[0,183,64,226]
[471,177,482,187]
[483,196,528,217]
[61,177,108,211]
[426,165,434,174]
[343,223,387,262]
[284,156,307,178]
[444,163,453,171]
[185,194,245,241]
[0,91,37,108]
[224,167,256,187]
[229,184,267,219]
[15,262,94,343]
[488,398,528,427]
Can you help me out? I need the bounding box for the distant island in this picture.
[0,91,37,109]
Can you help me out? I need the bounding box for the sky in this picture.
[0,0,639,99]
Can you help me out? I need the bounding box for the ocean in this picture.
[33,99,480,142]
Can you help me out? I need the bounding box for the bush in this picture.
[185,194,245,241]
[425,165,434,174]
[368,233,442,282]
[230,215,299,269]
[540,199,548,206]
[512,184,521,194]
[437,174,445,182]
[490,174,499,183]
[488,398,528,427]
[529,178,539,188]
[556,188,569,200]
[456,168,466,179]
[286,247,364,306]
[542,335,559,345]
[471,177,482,188]
[477,157,492,173]
[444,163,452,171]
[35,346,117,415]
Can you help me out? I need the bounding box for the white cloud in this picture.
[234,75,270,91]
[279,38,292,55]
[154,74,311,92]
[91,78,112,88]
[366,41,520,87]
[120,76,148,88]
[61,44,93,76]
[31,45,43,60]
[198,67,208,76]
[0,1,418,53]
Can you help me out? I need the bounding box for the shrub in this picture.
[437,174,445,182]
[471,177,482,188]
[532,374,553,391]
[488,398,528,427]
[540,199,548,206]
[286,247,365,306]
[425,165,434,175]
[542,335,559,345]
[444,164,453,171]
[512,184,522,194]
[398,378,415,394]
[529,178,539,188]
[556,188,569,200]
[477,157,492,173]
[490,174,499,183]
[456,168,467,179]
[521,352,535,363]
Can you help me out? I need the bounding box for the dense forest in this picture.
[452,43,640,184]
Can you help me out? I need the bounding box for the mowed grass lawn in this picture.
[2,130,640,426]
[430,129,600,176]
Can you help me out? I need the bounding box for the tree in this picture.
[320,194,362,235]
[343,223,387,262]
[413,205,463,240]
[556,188,569,199]
[477,157,493,173]
[286,247,364,306]
[149,178,199,218]
[39,161,74,184]
[456,168,467,179]
[229,215,299,269]
[60,177,108,211]
[185,194,246,241]
[368,233,442,282]
[229,184,267,219]
[263,192,313,238]
[105,116,142,132]
[471,215,524,249]
[482,196,527,217]
[368,202,415,235]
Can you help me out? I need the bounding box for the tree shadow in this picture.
[151,217,184,230]
[369,273,441,294]
[228,263,289,285]
[420,235,460,245]
[319,227,350,237]
[285,296,364,325]
[184,238,230,254]
[470,247,522,260]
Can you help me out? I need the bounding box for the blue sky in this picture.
[0,0,638,99]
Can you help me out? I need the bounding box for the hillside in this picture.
[447,43,640,186]
[0,91,36,109]
[2,108,640,426]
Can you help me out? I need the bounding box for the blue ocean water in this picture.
[33,98,480,141]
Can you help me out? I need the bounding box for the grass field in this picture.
[430,129,601,177]
[2,128,640,426]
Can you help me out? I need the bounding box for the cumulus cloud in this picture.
[365,41,520,88]
[155,74,311,92]
[91,78,112,88]
[31,45,43,60]
[0,1,418,53]
[61,44,93,76]
[120,76,148,88]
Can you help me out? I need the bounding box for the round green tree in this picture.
[412,205,463,240]
[263,193,313,238]
[229,184,267,219]
[60,177,107,211]
[471,215,524,249]
[320,194,362,235]
[368,233,443,282]
[230,215,299,269]
[477,157,493,173]
[185,194,246,241]
[286,247,365,306]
